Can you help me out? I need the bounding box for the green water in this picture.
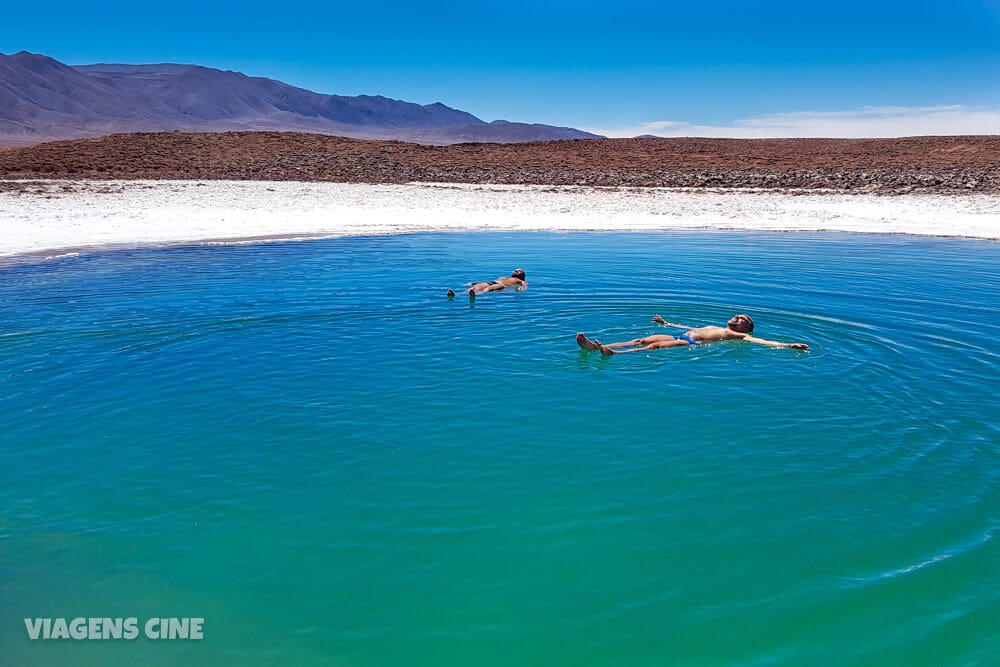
[1,232,998,665]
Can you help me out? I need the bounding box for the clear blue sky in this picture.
[4,1,1000,136]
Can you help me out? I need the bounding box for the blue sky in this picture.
[4,1,1000,137]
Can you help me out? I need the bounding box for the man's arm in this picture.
[652,314,696,329]
[741,335,809,351]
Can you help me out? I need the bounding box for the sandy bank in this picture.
[2,180,998,260]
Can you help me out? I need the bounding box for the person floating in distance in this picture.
[577,313,809,354]
[448,269,526,302]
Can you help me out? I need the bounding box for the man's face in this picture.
[728,314,752,333]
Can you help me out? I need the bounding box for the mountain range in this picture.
[0,51,601,145]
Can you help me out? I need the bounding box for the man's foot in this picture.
[576,333,600,351]
[468,288,476,303]
[599,343,617,356]
[447,289,456,299]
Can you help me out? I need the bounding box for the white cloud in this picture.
[585,105,1000,139]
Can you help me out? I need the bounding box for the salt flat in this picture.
[2,180,998,259]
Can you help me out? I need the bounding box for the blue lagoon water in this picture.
[1,232,998,666]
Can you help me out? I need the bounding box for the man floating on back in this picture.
[577,313,809,354]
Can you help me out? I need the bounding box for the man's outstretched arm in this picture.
[652,314,696,329]
[742,335,809,351]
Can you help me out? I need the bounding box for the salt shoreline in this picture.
[2,180,998,262]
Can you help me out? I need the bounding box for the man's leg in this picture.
[599,339,689,355]
[578,333,681,351]
[603,334,675,348]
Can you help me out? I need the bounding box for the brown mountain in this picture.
[0,51,601,145]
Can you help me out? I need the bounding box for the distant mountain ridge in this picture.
[0,51,601,145]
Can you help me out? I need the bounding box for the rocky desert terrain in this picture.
[1,132,998,193]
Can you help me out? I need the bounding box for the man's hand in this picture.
[652,314,668,325]
[787,343,810,351]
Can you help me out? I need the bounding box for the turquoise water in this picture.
[1,231,998,666]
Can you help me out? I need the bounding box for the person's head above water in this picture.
[511,269,526,280]
[728,314,754,333]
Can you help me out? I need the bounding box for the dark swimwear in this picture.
[675,334,698,345]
